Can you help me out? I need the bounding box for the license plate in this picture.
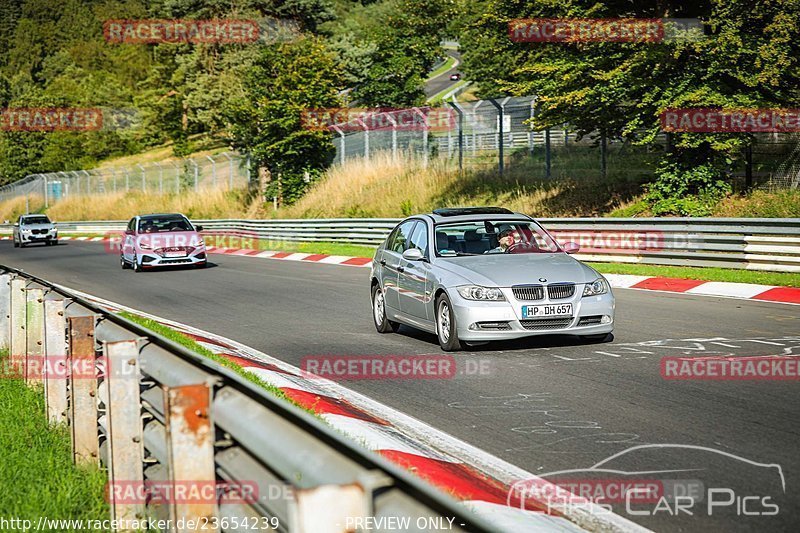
[164,251,187,258]
[522,304,573,319]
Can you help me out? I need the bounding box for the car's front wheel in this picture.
[372,284,400,333]
[132,254,142,273]
[436,292,462,351]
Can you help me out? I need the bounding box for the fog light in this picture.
[469,323,479,330]
[601,315,612,324]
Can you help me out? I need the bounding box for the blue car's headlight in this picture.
[457,286,506,301]
[583,278,609,297]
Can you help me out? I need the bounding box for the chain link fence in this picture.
[0,152,252,207]
[330,96,800,187]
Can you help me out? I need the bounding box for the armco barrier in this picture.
[1,217,798,272]
[0,266,497,533]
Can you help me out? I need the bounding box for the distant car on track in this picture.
[370,207,615,351]
[449,73,461,81]
[120,213,207,272]
[13,214,58,247]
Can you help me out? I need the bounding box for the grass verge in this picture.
[116,312,317,416]
[590,262,800,288]
[0,351,109,525]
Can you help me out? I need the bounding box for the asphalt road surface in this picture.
[425,49,463,99]
[3,240,799,532]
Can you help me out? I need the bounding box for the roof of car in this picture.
[138,213,186,219]
[425,207,530,224]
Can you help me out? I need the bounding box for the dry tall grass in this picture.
[274,151,645,218]
[41,189,264,221]
[0,195,46,222]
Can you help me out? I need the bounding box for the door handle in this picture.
[380,259,386,266]
[397,266,405,273]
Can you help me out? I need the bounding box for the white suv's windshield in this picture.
[21,216,51,225]
[434,220,560,256]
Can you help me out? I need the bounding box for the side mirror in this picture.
[195,225,204,232]
[402,248,424,261]
[562,241,580,254]
[125,229,134,235]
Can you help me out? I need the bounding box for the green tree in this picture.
[226,36,344,204]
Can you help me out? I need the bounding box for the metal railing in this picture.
[2,217,797,273]
[0,266,497,533]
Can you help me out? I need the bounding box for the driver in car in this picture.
[485,229,515,253]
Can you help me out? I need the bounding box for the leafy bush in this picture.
[645,162,731,216]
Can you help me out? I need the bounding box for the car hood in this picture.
[20,223,54,230]
[436,253,599,287]
[136,231,204,248]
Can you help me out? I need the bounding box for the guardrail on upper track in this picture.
[0,266,497,533]
[1,217,798,272]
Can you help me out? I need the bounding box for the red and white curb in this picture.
[58,284,647,533]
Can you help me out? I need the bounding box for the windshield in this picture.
[434,220,561,256]
[138,216,193,233]
[21,216,51,225]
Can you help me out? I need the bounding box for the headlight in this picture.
[583,278,609,297]
[139,242,152,250]
[457,286,506,301]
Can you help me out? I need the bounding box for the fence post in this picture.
[104,339,145,528]
[207,155,217,189]
[156,162,164,194]
[600,133,607,180]
[10,278,26,378]
[68,315,99,465]
[25,287,45,385]
[386,114,398,161]
[448,101,464,173]
[44,174,49,208]
[545,128,552,179]
[0,273,10,349]
[164,383,218,533]
[412,108,428,167]
[487,99,504,176]
[193,160,199,192]
[333,127,345,165]
[125,169,130,192]
[528,98,536,157]
[745,143,753,190]
[138,164,146,193]
[44,298,68,426]
[357,119,369,161]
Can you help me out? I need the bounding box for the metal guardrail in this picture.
[0,266,498,533]
[1,217,798,272]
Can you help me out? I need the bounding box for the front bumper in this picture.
[450,288,615,341]
[19,232,57,243]
[138,250,207,268]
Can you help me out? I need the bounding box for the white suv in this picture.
[13,214,58,247]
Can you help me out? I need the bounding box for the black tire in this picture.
[372,284,400,333]
[581,333,612,343]
[120,255,129,269]
[132,254,142,273]
[435,292,463,351]
[13,239,19,248]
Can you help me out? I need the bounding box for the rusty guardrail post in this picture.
[291,484,366,533]
[44,298,68,425]
[0,273,10,349]
[25,287,45,385]
[68,315,99,465]
[10,278,26,378]
[164,383,218,533]
[104,339,145,530]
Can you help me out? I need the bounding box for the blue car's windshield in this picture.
[434,220,561,256]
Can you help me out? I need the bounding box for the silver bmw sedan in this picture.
[370,207,615,351]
